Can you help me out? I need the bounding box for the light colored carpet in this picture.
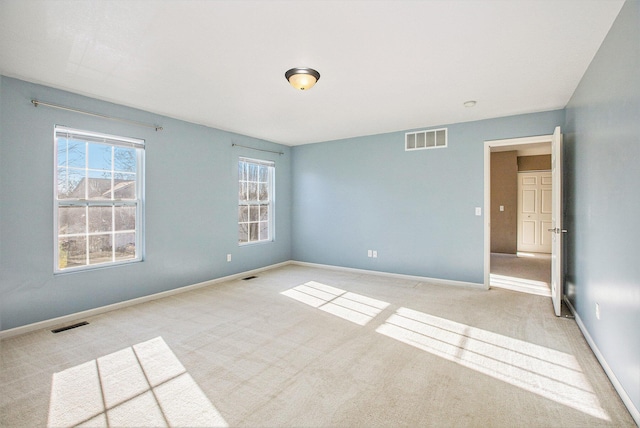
[491,252,552,296]
[0,264,635,427]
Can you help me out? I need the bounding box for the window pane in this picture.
[114,206,136,231]
[88,206,113,233]
[249,223,258,242]
[239,205,248,222]
[57,169,85,199]
[88,143,112,171]
[259,166,269,182]
[239,223,248,243]
[259,204,269,221]
[59,236,87,269]
[239,182,247,201]
[249,205,259,222]
[259,222,269,241]
[57,139,68,167]
[88,171,112,199]
[114,233,136,261]
[113,174,136,199]
[58,206,86,234]
[416,132,426,148]
[436,129,446,146]
[248,183,258,201]
[89,234,112,265]
[58,139,86,168]
[114,147,137,173]
[239,161,247,181]
[248,164,258,181]
[259,183,268,201]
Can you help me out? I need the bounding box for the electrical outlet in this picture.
[500,205,504,212]
[372,250,378,258]
[475,207,482,216]
[595,303,600,320]
[367,250,372,258]
[227,254,232,262]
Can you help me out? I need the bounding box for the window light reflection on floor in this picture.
[516,252,548,258]
[376,307,610,420]
[47,336,228,427]
[281,281,390,326]
[490,274,549,289]
[490,274,551,297]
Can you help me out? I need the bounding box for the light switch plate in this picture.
[475,207,482,216]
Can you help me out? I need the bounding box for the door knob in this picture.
[547,228,568,234]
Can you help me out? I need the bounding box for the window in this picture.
[238,157,274,244]
[405,128,447,151]
[54,126,144,272]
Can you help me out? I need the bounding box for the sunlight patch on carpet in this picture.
[47,336,228,427]
[281,281,389,326]
[376,307,610,420]
[490,273,551,297]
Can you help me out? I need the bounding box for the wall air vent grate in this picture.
[52,321,89,333]
[405,128,447,151]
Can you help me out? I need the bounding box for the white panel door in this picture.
[551,126,564,317]
[517,172,552,253]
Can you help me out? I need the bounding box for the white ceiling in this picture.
[0,0,624,146]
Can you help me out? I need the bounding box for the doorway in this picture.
[483,135,554,298]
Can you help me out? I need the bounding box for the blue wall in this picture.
[564,0,639,415]
[0,77,292,330]
[291,110,564,283]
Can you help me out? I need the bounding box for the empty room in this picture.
[0,1,638,427]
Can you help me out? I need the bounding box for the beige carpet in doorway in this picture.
[491,252,552,296]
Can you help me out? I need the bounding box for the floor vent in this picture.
[242,275,258,280]
[51,321,89,333]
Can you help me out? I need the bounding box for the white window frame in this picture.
[238,157,275,245]
[54,126,145,273]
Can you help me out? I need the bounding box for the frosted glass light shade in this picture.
[285,68,320,90]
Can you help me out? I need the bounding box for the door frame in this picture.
[483,134,554,288]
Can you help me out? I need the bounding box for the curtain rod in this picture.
[31,99,163,131]
[232,143,283,155]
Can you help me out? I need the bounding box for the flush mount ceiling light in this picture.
[463,100,477,107]
[285,67,320,90]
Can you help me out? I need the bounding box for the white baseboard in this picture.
[0,261,291,340]
[290,260,486,290]
[564,297,640,425]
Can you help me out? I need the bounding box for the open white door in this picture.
[550,126,564,316]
